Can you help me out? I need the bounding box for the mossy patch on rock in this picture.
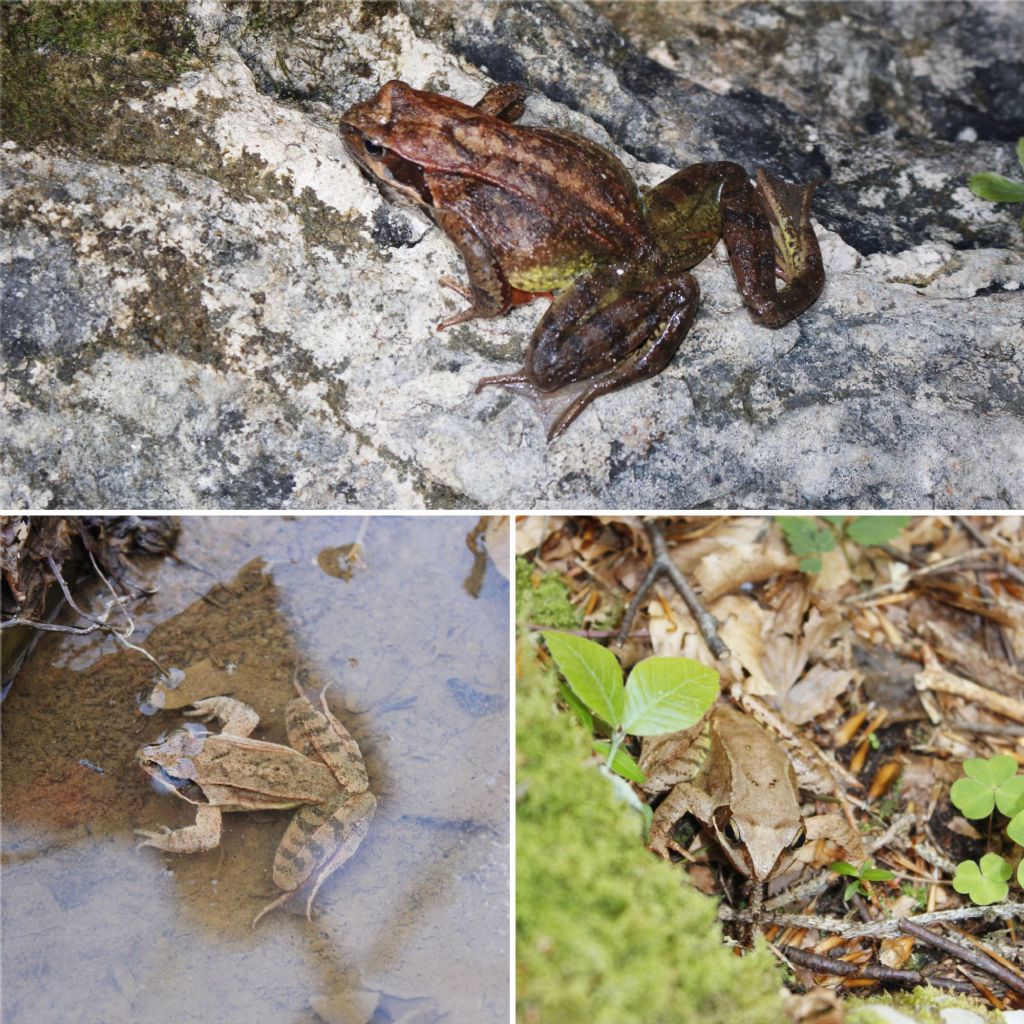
[1,1,198,150]
[516,637,783,1024]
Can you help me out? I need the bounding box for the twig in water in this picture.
[613,519,729,658]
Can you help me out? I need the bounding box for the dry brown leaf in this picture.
[879,936,915,970]
[515,515,566,555]
[776,664,858,726]
[803,812,865,864]
[781,988,843,1024]
[811,547,852,593]
[647,593,685,658]
[656,516,772,575]
[945,816,983,841]
[713,594,772,695]
[694,533,798,603]
[762,603,851,715]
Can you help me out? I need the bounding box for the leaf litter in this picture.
[518,514,1024,1009]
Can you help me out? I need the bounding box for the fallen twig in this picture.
[900,918,1024,997]
[916,647,1024,724]
[613,520,729,658]
[780,944,975,994]
[720,901,1024,937]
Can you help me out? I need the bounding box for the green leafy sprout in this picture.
[775,516,910,574]
[968,138,1024,229]
[831,859,895,902]
[949,753,1024,899]
[541,631,719,785]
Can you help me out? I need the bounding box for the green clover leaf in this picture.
[952,853,1012,906]
[1007,808,1024,847]
[997,774,1024,818]
[950,755,1021,819]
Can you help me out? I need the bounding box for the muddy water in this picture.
[2,516,510,1024]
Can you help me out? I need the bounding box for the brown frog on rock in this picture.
[340,80,825,441]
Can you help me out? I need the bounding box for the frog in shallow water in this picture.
[136,683,376,927]
[339,80,825,441]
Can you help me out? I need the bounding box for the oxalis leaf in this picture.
[951,754,1022,819]
[953,853,1012,906]
[996,774,1024,818]
[1007,809,1024,847]
[621,656,719,736]
[542,632,624,726]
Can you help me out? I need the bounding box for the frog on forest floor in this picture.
[136,680,376,928]
[642,706,862,919]
[340,80,825,441]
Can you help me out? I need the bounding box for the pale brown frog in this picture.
[340,80,824,440]
[136,686,376,927]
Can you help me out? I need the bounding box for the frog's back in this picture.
[432,119,651,290]
[200,736,338,810]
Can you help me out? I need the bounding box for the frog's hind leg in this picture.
[715,162,824,326]
[477,268,700,441]
[254,790,377,928]
[652,161,824,327]
[284,691,371,795]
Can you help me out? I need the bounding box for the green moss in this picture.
[516,641,783,1024]
[0,0,197,148]
[516,557,582,630]
[847,988,1002,1023]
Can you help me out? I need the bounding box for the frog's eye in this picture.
[788,827,807,851]
[720,816,742,847]
[363,139,384,156]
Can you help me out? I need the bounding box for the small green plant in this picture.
[953,853,1013,906]
[541,631,719,783]
[775,515,911,573]
[831,859,895,902]
[969,138,1024,229]
[949,754,1024,900]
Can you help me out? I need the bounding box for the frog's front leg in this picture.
[136,805,222,854]
[476,262,700,441]
[648,781,716,859]
[183,696,259,737]
[474,83,526,122]
[432,208,515,329]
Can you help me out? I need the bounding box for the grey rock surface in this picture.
[2,0,1021,509]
